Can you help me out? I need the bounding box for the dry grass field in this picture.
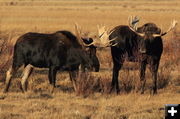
[0,0,180,119]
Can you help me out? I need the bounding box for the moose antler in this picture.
[153,20,178,37]
[128,16,144,37]
[82,25,118,47]
[74,23,88,48]
[130,16,140,30]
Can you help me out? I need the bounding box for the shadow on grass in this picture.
[55,84,74,93]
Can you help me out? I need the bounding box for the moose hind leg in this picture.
[3,65,20,93]
[48,67,57,93]
[3,67,13,93]
[20,64,33,92]
[150,62,159,94]
[139,61,147,94]
[110,62,123,94]
[69,70,78,91]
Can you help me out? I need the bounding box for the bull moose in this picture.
[87,16,177,94]
[3,25,100,93]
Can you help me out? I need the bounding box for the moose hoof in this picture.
[140,90,144,94]
[116,89,120,94]
[3,90,8,93]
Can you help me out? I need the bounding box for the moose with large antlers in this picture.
[3,25,100,93]
[88,16,177,94]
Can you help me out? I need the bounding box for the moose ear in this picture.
[81,38,93,44]
[88,38,97,48]
[156,27,162,34]
[136,27,143,33]
[88,38,93,43]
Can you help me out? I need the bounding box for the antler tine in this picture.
[97,25,106,37]
[168,20,178,32]
[128,15,136,29]
[75,23,80,38]
[74,23,86,48]
[128,16,132,27]
[109,28,116,35]
[97,25,101,36]
[130,15,134,26]
[128,16,135,30]
[99,26,106,32]
[133,16,140,30]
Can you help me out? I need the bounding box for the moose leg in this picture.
[92,55,100,72]
[110,49,125,94]
[110,63,123,94]
[20,64,33,92]
[69,70,78,91]
[3,67,13,93]
[150,62,159,94]
[48,70,53,85]
[3,65,19,93]
[48,67,57,92]
[139,61,147,94]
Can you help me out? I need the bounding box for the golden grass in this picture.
[0,91,180,119]
[0,0,180,34]
[0,0,180,119]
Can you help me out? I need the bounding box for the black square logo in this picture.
[165,104,180,119]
